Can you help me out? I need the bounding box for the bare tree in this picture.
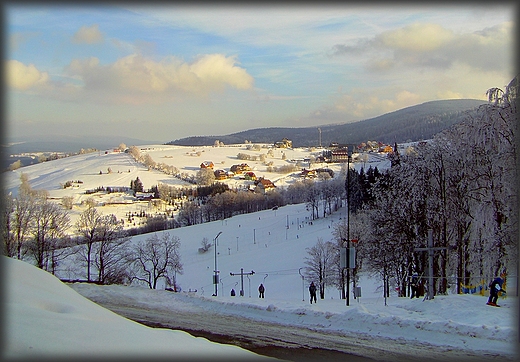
[62,196,74,210]
[130,232,183,289]
[28,196,70,271]
[92,214,130,284]
[305,181,320,220]
[178,200,201,226]
[2,192,15,257]
[75,206,104,282]
[3,174,51,260]
[304,238,336,299]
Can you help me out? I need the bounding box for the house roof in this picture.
[200,161,214,168]
[258,178,275,188]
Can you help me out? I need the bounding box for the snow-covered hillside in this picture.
[4,144,390,228]
[4,203,518,359]
[4,143,518,360]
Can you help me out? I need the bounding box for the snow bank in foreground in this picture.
[2,256,274,360]
[165,288,519,357]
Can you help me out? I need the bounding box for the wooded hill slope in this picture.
[169,99,485,147]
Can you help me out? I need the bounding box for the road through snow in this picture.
[69,283,509,362]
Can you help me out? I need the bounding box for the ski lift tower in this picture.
[414,229,451,300]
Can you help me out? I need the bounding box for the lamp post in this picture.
[299,267,305,302]
[213,231,222,296]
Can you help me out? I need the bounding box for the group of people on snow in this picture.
[409,270,507,306]
[233,272,506,307]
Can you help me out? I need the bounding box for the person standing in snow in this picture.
[410,272,419,299]
[487,276,506,306]
[309,282,317,304]
[258,283,265,298]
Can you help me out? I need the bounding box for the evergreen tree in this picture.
[131,177,144,193]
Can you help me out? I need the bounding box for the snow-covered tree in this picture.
[358,76,517,296]
[128,145,140,161]
[142,153,156,170]
[196,168,215,186]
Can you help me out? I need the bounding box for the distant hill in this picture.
[1,135,160,171]
[3,135,159,154]
[168,99,486,147]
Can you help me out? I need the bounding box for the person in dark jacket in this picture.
[258,283,265,298]
[487,277,506,306]
[309,282,317,304]
[410,272,419,299]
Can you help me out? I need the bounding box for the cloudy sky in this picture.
[5,3,516,143]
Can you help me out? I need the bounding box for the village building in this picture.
[379,145,394,153]
[322,147,350,162]
[135,192,155,201]
[300,169,317,179]
[214,169,228,180]
[315,168,334,178]
[230,163,251,174]
[254,178,276,194]
[244,171,257,181]
[274,138,292,148]
[200,161,214,169]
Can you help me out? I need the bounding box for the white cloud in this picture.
[375,23,454,52]
[6,60,49,90]
[190,54,253,90]
[72,24,104,44]
[332,21,513,73]
[65,53,254,104]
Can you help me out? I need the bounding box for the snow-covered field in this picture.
[5,144,389,227]
[3,143,518,360]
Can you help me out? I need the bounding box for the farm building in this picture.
[200,161,214,169]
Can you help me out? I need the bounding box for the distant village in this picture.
[198,137,396,195]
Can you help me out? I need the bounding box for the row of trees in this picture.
[303,77,518,300]
[174,170,361,227]
[302,167,386,300]
[2,177,183,289]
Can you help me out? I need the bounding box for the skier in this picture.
[230,288,236,297]
[410,272,419,299]
[309,282,317,304]
[487,276,506,307]
[258,283,265,298]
